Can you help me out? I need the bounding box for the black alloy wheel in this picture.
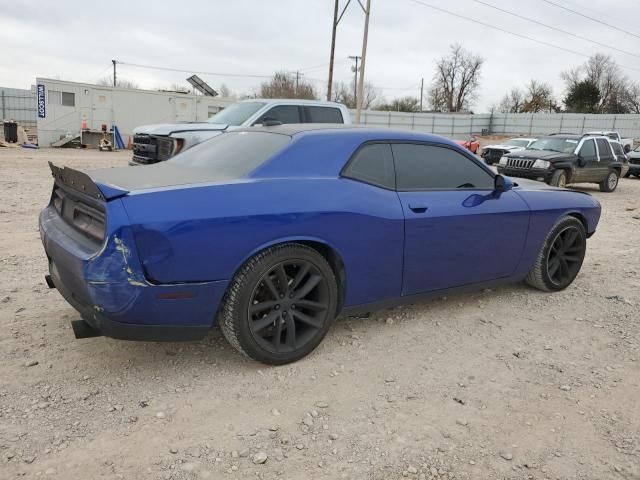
[248,260,330,354]
[525,216,587,292]
[219,243,338,364]
[546,226,584,287]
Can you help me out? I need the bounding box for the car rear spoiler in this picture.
[48,162,129,201]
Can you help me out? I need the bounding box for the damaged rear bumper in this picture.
[39,205,228,342]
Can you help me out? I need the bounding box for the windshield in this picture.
[528,137,578,154]
[207,102,266,126]
[506,139,531,148]
[169,131,290,177]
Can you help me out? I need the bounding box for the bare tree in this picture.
[331,81,379,109]
[428,44,483,112]
[498,88,525,113]
[521,80,558,113]
[623,82,640,113]
[562,54,629,113]
[260,71,316,99]
[219,83,233,98]
[97,77,139,89]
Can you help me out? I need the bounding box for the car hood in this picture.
[628,151,640,159]
[133,122,228,136]
[506,149,572,161]
[484,144,523,151]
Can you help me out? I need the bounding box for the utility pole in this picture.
[295,71,300,97]
[112,59,117,88]
[419,78,424,112]
[327,0,339,101]
[354,0,371,124]
[348,55,361,107]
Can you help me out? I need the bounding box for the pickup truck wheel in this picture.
[599,171,618,192]
[549,170,567,188]
[525,216,586,292]
[219,243,338,365]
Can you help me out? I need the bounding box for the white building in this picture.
[35,78,234,146]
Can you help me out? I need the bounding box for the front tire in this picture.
[525,216,587,292]
[549,170,567,188]
[219,243,338,365]
[599,170,618,192]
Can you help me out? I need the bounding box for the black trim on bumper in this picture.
[497,167,552,182]
[49,271,210,342]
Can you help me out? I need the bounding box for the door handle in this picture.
[408,203,428,213]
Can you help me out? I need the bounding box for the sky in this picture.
[0,0,638,112]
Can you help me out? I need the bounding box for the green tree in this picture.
[564,80,601,113]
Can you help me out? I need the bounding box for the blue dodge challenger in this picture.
[39,125,601,364]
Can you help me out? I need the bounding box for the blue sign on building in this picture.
[37,84,46,118]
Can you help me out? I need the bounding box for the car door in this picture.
[576,138,598,182]
[595,138,614,181]
[392,143,530,296]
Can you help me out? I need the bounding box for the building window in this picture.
[48,90,75,107]
[61,92,75,107]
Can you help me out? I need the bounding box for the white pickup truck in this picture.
[131,99,351,165]
[586,131,633,153]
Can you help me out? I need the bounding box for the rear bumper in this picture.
[39,207,228,342]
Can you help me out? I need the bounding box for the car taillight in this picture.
[72,207,105,242]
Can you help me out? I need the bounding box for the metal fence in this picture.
[354,109,640,140]
[1,87,36,129]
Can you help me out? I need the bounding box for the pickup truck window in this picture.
[207,102,266,125]
[305,106,344,123]
[256,105,302,124]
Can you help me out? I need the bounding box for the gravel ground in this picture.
[1,146,639,480]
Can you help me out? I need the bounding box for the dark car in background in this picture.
[497,134,623,192]
[627,145,640,178]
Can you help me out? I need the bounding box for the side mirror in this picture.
[577,155,587,167]
[494,174,513,193]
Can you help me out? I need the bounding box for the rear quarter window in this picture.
[169,131,290,177]
[305,106,344,124]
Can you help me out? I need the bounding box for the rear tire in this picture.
[599,170,618,192]
[218,243,338,365]
[525,216,587,292]
[549,170,567,188]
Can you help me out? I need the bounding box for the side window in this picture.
[578,139,596,158]
[595,138,612,160]
[343,143,395,189]
[256,105,301,124]
[305,106,344,123]
[393,143,494,190]
[610,142,623,155]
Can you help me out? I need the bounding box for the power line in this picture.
[405,0,640,74]
[471,0,640,60]
[115,61,273,79]
[541,0,640,41]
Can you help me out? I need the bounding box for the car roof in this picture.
[233,123,462,144]
[546,134,583,140]
[236,98,346,107]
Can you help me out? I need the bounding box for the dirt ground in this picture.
[1,146,639,480]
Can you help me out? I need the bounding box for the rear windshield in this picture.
[169,131,290,177]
